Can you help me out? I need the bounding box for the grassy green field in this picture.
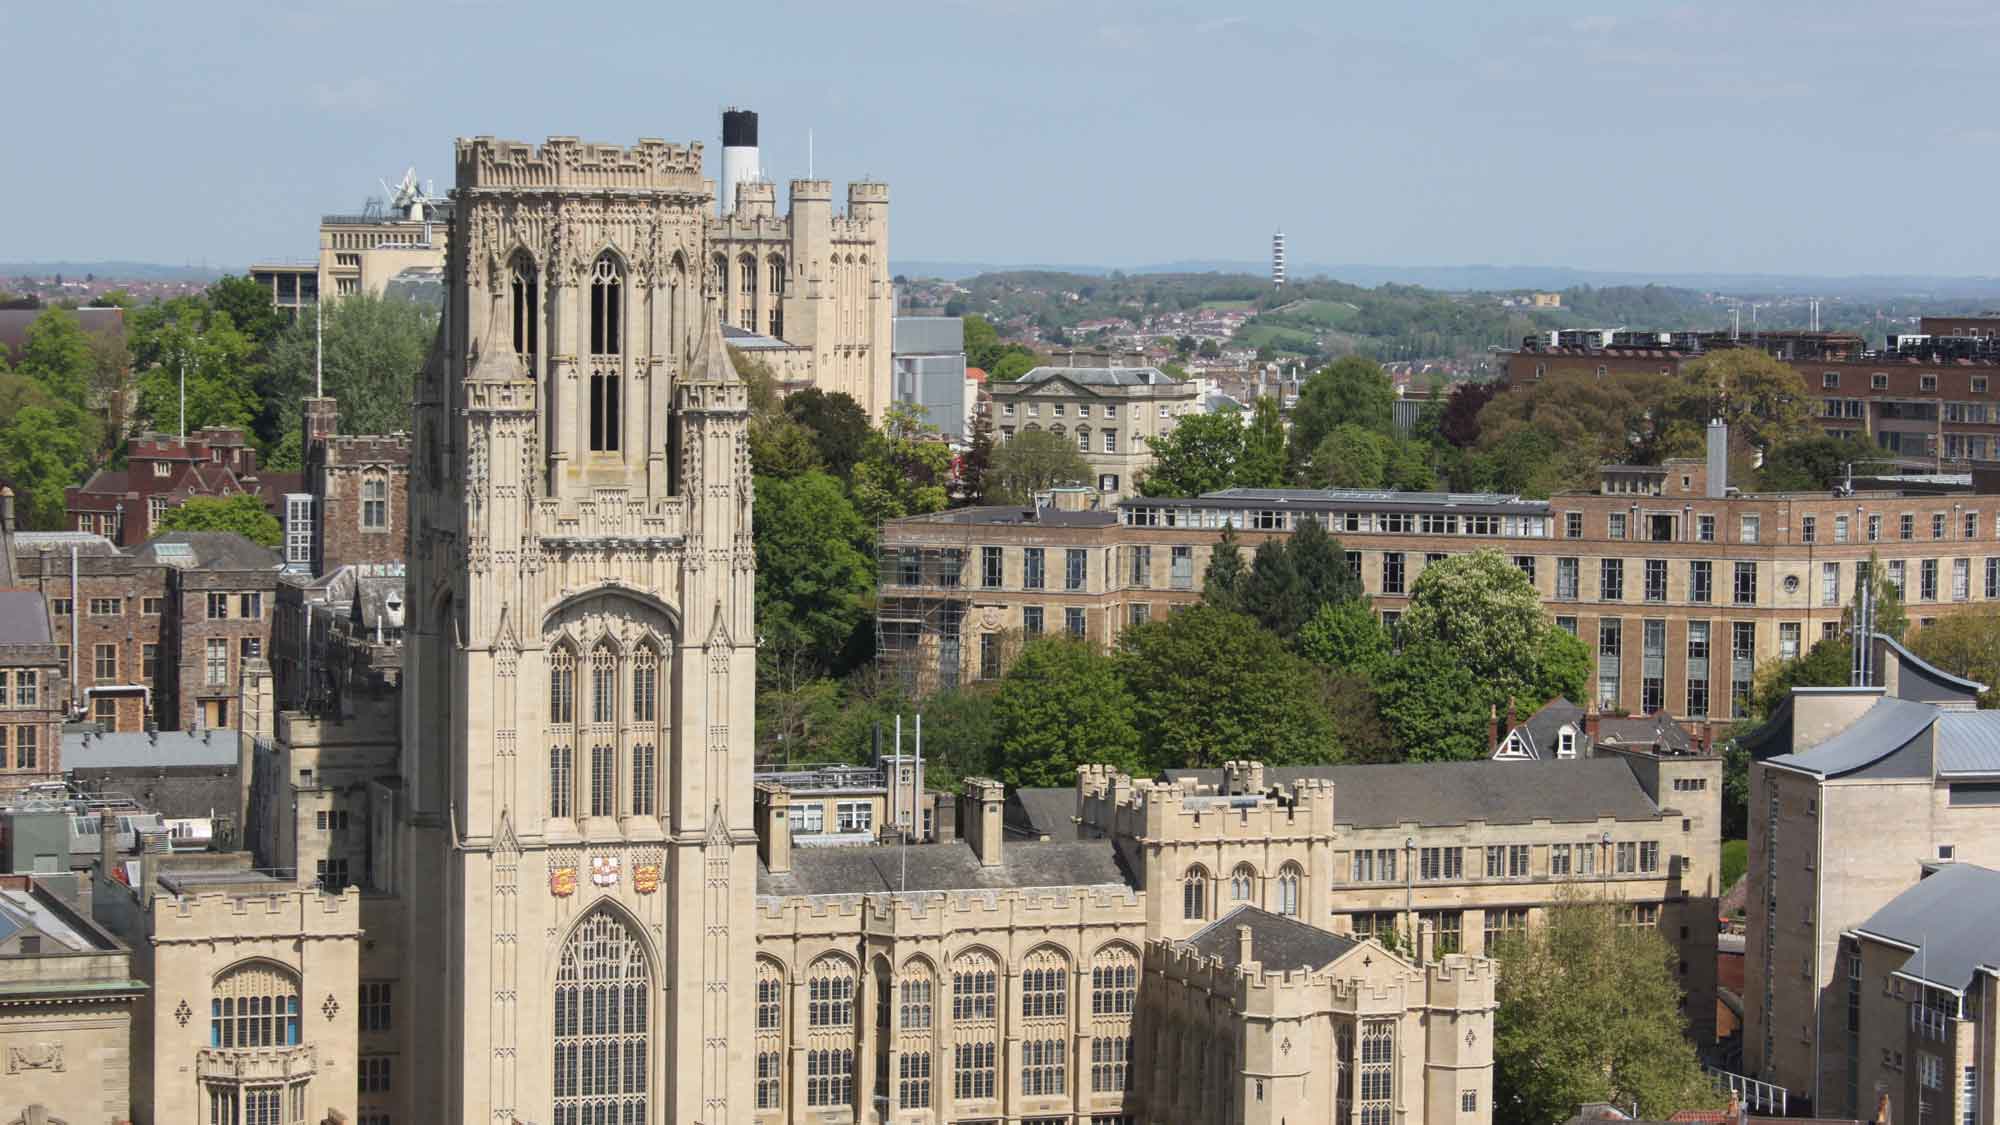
[1199,299,1255,311]
[1236,323,1320,353]
[1721,839,1747,892]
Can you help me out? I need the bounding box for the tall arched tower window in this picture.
[630,643,660,817]
[711,253,728,324]
[738,252,757,331]
[588,254,623,453]
[588,642,617,817]
[1277,863,1303,916]
[766,253,787,338]
[510,253,539,369]
[553,907,651,1124]
[548,646,576,819]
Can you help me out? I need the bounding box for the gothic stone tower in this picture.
[399,136,757,1125]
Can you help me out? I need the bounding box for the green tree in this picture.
[1139,412,1246,497]
[267,293,436,437]
[1493,897,1723,1125]
[1241,538,1311,640]
[783,389,871,479]
[1850,551,1910,642]
[1474,370,1667,496]
[1908,609,2000,707]
[1382,436,1436,491]
[1289,517,1361,612]
[991,637,1142,787]
[1399,551,1578,709]
[1750,636,1853,721]
[1377,639,1487,761]
[1202,526,1247,613]
[851,403,954,523]
[989,350,1039,382]
[0,402,96,529]
[956,410,996,505]
[1308,424,1388,488]
[152,494,283,547]
[1118,605,1340,770]
[1297,599,1391,681]
[134,318,260,435]
[16,307,96,403]
[962,315,1003,370]
[205,275,286,348]
[1237,396,1285,487]
[984,430,1091,505]
[1760,435,1891,491]
[753,471,874,677]
[1288,356,1394,476]
[1658,348,1814,459]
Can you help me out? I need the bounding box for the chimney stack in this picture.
[1237,925,1256,969]
[1488,704,1499,753]
[958,778,1006,867]
[753,783,791,874]
[98,811,119,879]
[1706,418,1729,499]
[0,485,14,533]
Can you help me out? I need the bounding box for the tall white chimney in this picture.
[1706,418,1729,499]
[719,108,760,217]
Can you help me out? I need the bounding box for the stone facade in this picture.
[301,398,412,578]
[881,467,2000,725]
[987,366,1201,498]
[0,875,139,1125]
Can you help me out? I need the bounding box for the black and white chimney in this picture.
[719,108,760,217]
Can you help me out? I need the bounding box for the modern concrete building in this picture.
[892,316,969,440]
[1745,634,2000,1115]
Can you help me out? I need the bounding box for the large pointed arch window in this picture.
[553,908,650,1125]
[548,646,576,819]
[630,643,659,818]
[588,254,623,452]
[589,643,617,817]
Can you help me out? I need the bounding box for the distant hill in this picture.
[895,259,2000,299]
[0,261,228,282]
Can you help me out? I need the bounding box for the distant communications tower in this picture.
[1272,230,1286,288]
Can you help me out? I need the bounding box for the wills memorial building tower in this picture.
[399,136,759,1124]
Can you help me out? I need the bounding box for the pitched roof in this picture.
[1763,695,1936,779]
[1934,712,2000,776]
[1598,713,1696,754]
[1183,905,1360,973]
[1006,788,1079,841]
[13,532,120,557]
[757,838,1132,897]
[0,590,51,645]
[1162,758,1661,828]
[1007,365,1187,389]
[134,532,281,571]
[1504,697,1583,759]
[1849,864,2000,991]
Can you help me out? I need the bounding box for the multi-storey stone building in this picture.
[144,533,282,731]
[988,364,1201,498]
[0,873,141,1125]
[1744,635,2000,1116]
[300,397,411,577]
[880,449,2000,726]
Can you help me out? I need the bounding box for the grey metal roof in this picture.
[1127,486,1550,514]
[1764,696,1936,778]
[894,506,1117,529]
[0,590,51,645]
[721,324,799,351]
[1936,712,2000,775]
[63,730,240,770]
[1882,635,1988,700]
[757,838,1133,897]
[1183,906,1360,973]
[1850,864,2000,992]
[1005,366,1187,389]
[13,532,120,557]
[1161,758,1662,828]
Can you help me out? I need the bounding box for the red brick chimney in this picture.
[1488,703,1499,752]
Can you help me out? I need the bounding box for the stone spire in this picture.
[688,298,738,384]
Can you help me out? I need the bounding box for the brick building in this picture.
[141,533,282,731]
[300,397,411,576]
[881,440,2000,730]
[1502,330,2000,464]
[66,427,299,546]
[12,532,167,733]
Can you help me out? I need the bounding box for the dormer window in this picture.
[1558,728,1578,759]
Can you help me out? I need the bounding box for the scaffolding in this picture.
[874,518,977,697]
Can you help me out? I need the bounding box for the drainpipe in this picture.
[70,544,79,713]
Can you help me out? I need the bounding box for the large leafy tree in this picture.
[1658,347,1814,459]
[15,306,95,403]
[1297,599,1391,681]
[984,430,1091,505]
[752,471,874,677]
[267,293,436,437]
[134,316,261,436]
[1309,423,1388,488]
[153,494,284,548]
[1139,412,1246,497]
[851,403,954,523]
[1287,356,1395,476]
[0,402,96,528]
[956,410,996,505]
[1240,539,1310,640]
[783,388,872,479]
[1201,526,1247,613]
[1474,370,1667,496]
[1118,604,1340,770]
[1289,517,1361,610]
[992,637,1142,787]
[1759,435,1891,491]
[205,275,286,349]
[1908,608,2000,707]
[1237,396,1286,487]
[1493,897,1723,1125]
[1438,379,1500,447]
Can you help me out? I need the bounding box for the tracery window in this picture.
[807,956,856,1028]
[755,958,784,1111]
[807,1049,854,1107]
[1021,948,1069,1020]
[211,962,301,1048]
[951,952,998,1021]
[1183,865,1209,921]
[1091,946,1138,1016]
[591,645,617,724]
[549,646,576,818]
[552,908,650,1125]
[1231,863,1256,903]
[1277,863,1303,917]
[588,255,623,452]
[590,744,615,818]
[899,975,933,1030]
[510,253,539,367]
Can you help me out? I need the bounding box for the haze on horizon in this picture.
[6,0,1993,279]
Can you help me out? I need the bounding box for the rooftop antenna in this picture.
[808,128,814,180]
[315,297,324,398]
[896,714,905,894]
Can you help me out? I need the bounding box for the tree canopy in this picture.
[752,471,874,678]
[1139,412,1247,497]
[1493,896,1722,1125]
[985,430,1092,505]
[991,637,1142,787]
[1659,347,1814,459]
[267,293,436,437]
[153,494,283,548]
[1287,356,1394,474]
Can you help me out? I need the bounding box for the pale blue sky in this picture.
[6,0,1995,277]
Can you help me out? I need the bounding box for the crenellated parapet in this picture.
[456,136,706,194]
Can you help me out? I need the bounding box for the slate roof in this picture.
[13,532,120,557]
[0,590,51,645]
[1161,758,1661,828]
[63,730,240,770]
[1598,713,1696,754]
[1183,906,1360,973]
[1006,365,1186,389]
[1849,864,2000,991]
[1763,695,1935,779]
[1501,697,1584,759]
[134,532,281,571]
[1006,788,1080,841]
[758,838,1132,897]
